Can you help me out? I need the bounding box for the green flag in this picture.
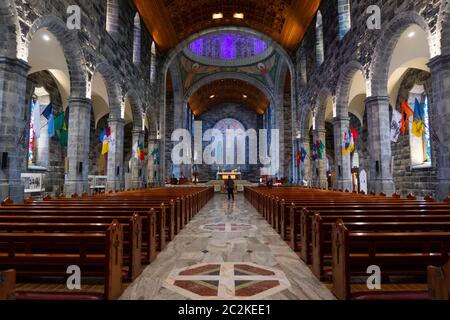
[54,112,65,131]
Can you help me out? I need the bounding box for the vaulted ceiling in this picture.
[188,79,270,116]
[134,0,321,51]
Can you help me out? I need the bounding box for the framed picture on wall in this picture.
[21,173,44,193]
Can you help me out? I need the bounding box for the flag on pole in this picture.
[400,100,414,136]
[48,113,55,138]
[316,141,325,160]
[101,127,111,155]
[296,150,301,165]
[138,142,145,161]
[59,122,68,147]
[32,100,41,139]
[411,98,425,138]
[391,110,402,142]
[41,103,53,120]
[301,147,308,162]
[312,143,318,160]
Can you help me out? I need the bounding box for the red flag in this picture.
[106,127,111,137]
[297,150,301,165]
[401,100,414,136]
[350,127,358,142]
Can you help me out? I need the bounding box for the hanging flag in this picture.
[54,112,65,132]
[350,127,358,142]
[32,100,41,139]
[296,150,301,165]
[133,142,139,159]
[59,122,68,147]
[312,143,318,161]
[390,110,402,142]
[343,128,351,157]
[99,128,107,143]
[400,100,414,136]
[151,148,160,165]
[301,147,308,162]
[41,103,53,120]
[101,137,109,155]
[138,142,145,161]
[411,98,425,138]
[48,113,55,138]
[316,141,325,160]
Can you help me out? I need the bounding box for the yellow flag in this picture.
[101,140,109,155]
[411,121,424,138]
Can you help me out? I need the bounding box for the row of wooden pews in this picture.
[244,186,450,300]
[0,187,214,300]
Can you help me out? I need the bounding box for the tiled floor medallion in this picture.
[199,223,257,233]
[164,262,291,300]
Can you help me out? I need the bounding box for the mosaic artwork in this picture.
[164,263,291,300]
[199,223,258,233]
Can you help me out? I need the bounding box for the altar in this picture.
[217,172,241,180]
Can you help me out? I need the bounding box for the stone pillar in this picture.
[333,116,352,191]
[365,96,395,195]
[64,97,92,196]
[36,95,51,168]
[131,129,143,188]
[312,129,328,188]
[106,117,124,192]
[428,55,450,200]
[0,58,30,203]
[300,137,312,186]
[147,136,159,186]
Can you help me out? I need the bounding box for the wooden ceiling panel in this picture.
[134,0,321,51]
[188,79,269,116]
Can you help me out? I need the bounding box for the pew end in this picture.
[129,213,143,281]
[428,262,450,300]
[331,220,350,300]
[105,220,124,300]
[1,198,14,206]
[0,270,16,300]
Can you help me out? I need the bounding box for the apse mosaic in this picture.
[199,223,258,233]
[164,263,291,300]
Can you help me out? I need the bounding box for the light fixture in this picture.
[407,31,416,38]
[210,95,216,99]
[42,34,51,42]
[242,94,248,98]
[212,13,223,20]
[233,13,244,19]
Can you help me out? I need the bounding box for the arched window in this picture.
[106,0,119,36]
[408,85,432,168]
[315,11,324,66]
[133,13,141,65]
[150,41,157,84]
[338,0,351,40]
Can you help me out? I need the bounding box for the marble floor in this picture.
[120,194,336,300]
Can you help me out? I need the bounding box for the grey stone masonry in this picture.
[106,117,124,192]
[332,116,352,191]
[300,137,312,186]
[312,129,328,189]
[365,96,395,195]
[428,54,450,200]
[0,58,30,203]
[147,136,159,186]
[64,97,92,196]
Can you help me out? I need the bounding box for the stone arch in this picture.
[92,61,122,118]
[335,60,366,118]
[441,1,450,55]
[124,89,143,130]
[184,72,275,107]
[0,0,21,59]
[26,15,87,98]
[370,11,435,97]
[314,87,334,131]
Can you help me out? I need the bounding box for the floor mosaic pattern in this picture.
[120,194,335,300]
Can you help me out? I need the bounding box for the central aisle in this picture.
[120,194,335,300]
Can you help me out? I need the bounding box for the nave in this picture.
[120,194,334,300]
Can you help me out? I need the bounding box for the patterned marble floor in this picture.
[120,194,336,300]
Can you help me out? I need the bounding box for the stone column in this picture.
[300,137,312,186]
[131,129,143,188]
[428,55,450,200]
[333,116,352,190]
[64,97,92,196]
[312,129,328,188]
[0,58,30,203]
[106,117,124,192]
[365,96,395,195]
[147,135,159,186]
[36,95,51,168]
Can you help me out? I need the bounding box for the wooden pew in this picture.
[428,261,450,300]
[0,270,15,300]
[331,220,450,300]
[0,221,124,300]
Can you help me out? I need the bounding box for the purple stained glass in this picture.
[189,32,268,60]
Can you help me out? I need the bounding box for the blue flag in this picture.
[41,103,53,120]
[301,147,308,162]
[99,128,107,143]
[48,113,55,137]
